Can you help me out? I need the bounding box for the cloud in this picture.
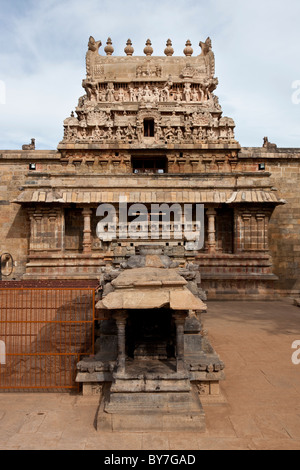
[0,0,299,149]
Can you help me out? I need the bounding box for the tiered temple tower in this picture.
[16,36,284,298]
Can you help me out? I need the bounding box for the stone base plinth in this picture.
[97,383,205,432]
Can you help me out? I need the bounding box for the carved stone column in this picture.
[82,207,92,253]
[256,213,266,251]
[28,208,43,252]
[174,313,186,373]
[114,311,128,375]
[207,208,217,253]
[242,212,252,251]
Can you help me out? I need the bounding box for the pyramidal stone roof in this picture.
[58,36,239,151]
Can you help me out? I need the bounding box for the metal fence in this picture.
[0,288,95,391]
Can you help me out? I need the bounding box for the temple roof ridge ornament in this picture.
[124,39,134,56]
[144,39,153,56]
[164,39,174,57]
[184,40,193,57]
[104,37,114,56]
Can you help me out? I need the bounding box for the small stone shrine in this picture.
[77,246,224,431]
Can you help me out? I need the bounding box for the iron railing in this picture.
[0,288,95,391]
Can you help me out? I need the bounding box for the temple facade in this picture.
[1,36,289,299]
[1,35,299,429]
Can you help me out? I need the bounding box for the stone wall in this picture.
[240,148,300,295]
[1,147,300,297]
[0,151,60,279]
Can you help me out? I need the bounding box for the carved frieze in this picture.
[60,36,238,148]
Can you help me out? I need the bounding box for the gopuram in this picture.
[13,36,285,297]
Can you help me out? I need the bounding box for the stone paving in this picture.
[0,300,300,450]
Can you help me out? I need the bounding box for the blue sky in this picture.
[0,0,299,149]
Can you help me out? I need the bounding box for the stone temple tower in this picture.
[17,36,283,300]
[13,35,285,430]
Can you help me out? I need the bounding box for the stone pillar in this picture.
[114,311,128,375]
[256,213,266,251]
[82,207,92,253]
[174,313,186,373]
[207,208,217,253]
[242,212,252,251]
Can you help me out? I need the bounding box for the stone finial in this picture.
[124,39,134,56]
[144,39,153,56]
[104,37,114,56]
[164,39,174,57]
[184,40,193,57]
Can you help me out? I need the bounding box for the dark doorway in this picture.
[126,309,176,360]
[132,156,167,174]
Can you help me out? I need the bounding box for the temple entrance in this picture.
[126,309,176,360]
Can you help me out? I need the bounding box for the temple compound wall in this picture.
[0,37,299,299]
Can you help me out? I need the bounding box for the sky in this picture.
[0,0,299,150]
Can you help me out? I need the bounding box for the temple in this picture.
[11,37,285,298]
[1,36,298,430]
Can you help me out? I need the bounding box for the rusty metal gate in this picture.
[0,288,95,391]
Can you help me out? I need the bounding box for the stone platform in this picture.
[97,382,206,433]
[1,301,300,450]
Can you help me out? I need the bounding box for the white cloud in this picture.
[0,0,299,149]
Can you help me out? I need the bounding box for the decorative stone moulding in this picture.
[184,40,193,57]
[104,37,114,56]
[164,39,174,56]
[124,39,134,56]
[144,39,153,56]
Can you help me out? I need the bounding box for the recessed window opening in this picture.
[144,119,155,137]
[132,156,167,174]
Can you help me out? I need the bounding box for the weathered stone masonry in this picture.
[0,37,298,300]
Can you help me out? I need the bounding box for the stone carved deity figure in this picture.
[115,127,123,140]
[153,87,160,102]
[191,88,199,102]
[125,123,135,142]
[176,126,184,142]
[129,87,137,102]
[183,83,191,102]
[118,88,125,102]
[81,127,87,140]
[106,127,113,140]
[164,125,174,142]
[137,87,144,102]
[93,126,102,141]
[192,127,198,143]
[198,127,206,141]
[143,85,154,103]
[106,83,115,102]
[161,83,170,102]
[155,125,163,142]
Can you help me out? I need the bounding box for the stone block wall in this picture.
[1,147,300,297]
[241,148,300,295]
[0,151,60,279]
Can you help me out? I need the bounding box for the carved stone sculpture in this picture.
[86,37,102,78]
[22,138,36,150]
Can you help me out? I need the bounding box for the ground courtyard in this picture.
[0,300,300,451]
